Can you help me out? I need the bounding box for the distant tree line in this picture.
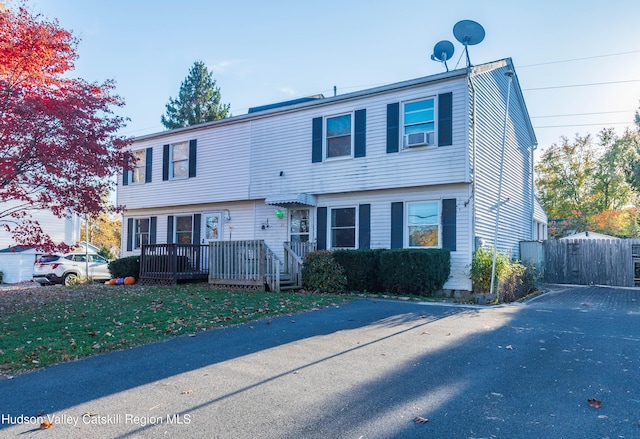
[536,109,640,237]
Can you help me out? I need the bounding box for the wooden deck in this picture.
[139,244,209,285]
[138,240,310,291]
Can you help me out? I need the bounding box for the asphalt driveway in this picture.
[0,285,639,438]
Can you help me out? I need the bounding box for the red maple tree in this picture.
[0,3,135,251]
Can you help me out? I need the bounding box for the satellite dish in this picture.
[453,20,485,67]
[431,40,455,71]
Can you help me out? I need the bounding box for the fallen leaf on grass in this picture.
[414,416,429,424]
[39,421,54,429]
[588,398,602,408]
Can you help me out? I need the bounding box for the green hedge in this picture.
[301,250,347,294]
[332,249,385,292]
[379,249,450,296]
[108,256,140,279]
[302,248,450,296]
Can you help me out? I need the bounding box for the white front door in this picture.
[202,212,222,244]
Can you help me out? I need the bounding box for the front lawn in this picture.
[0,283,350,377]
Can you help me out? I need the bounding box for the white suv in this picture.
[33,253,112,286]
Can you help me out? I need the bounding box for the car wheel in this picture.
[63,273,79,286]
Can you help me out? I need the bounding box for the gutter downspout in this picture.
[489,71,515,297]
[468,67,478,255]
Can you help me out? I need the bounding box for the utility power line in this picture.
[524,79,640,91]
[519,50,640,68]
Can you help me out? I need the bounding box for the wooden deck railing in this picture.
[209,240,281,291]
[283,241,316,288]
[139,244,209,285]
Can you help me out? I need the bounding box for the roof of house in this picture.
[134,58,523,143]
[560,231,619,240]
[0,245,37,253]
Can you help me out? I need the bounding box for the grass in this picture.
[0,283,352,378]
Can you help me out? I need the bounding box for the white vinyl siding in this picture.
[471,64,536,259]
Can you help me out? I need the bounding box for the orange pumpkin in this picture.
[124,276,136,285]
[108,279,117,285]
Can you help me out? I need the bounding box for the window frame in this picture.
[169,141,190,180]
[174,214,194,244]
[133,217,151,250]
[329,206,357,249]
[130,149,147,184]
[402,97,436,148]
[325,113,354,160]
[406,201,440,249]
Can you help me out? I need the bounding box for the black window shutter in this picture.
[145,147,153,183]
[193,214,201,244]
[167,215,174,244]
[189,139,197,178]
[312,117,323,163]
[386,103,400,153]
[390,202,404,249]
[358,204,371,249]
[442,198,457,251]
[162,144,170,180]
[126,218,133,251]
[122,168,129,186]
[438,92,453,146]
[316,207,327,250]
[150,216,157,244]
[354,109,366,158]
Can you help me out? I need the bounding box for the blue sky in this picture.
[27,0,640,153]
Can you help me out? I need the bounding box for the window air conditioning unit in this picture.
[403,131,434,148]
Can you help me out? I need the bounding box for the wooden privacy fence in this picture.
[543,239,640,287]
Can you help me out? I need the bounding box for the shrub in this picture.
[499,262,537,303]
[302,251,347,294]
[379,249,450,296]
[108,256,140,279]
[469,247,509,293]
[332,249,385,292]
[98,245,116,261]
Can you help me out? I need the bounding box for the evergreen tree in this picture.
[161,61,230,129]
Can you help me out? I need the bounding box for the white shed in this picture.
[0,246,41,284]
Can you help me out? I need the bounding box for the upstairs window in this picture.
[132,149,147,183]
[170,142,189,179]
[163,140,197,180]
[407,202,439,247]
[326,114,352,158]
[403,98,435,148]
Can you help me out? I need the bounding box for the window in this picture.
[331,207,356,248]
[403,98,435,147]
[170,142,189,178]
[290,209,310,243]
[175,215,193,244]
[132,149,147,183]
[326,114,352,158]
[134,218,150,249]
[204,213,220,241]
[407,202,439,247]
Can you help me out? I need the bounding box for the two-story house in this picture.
[118,58,547,293]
